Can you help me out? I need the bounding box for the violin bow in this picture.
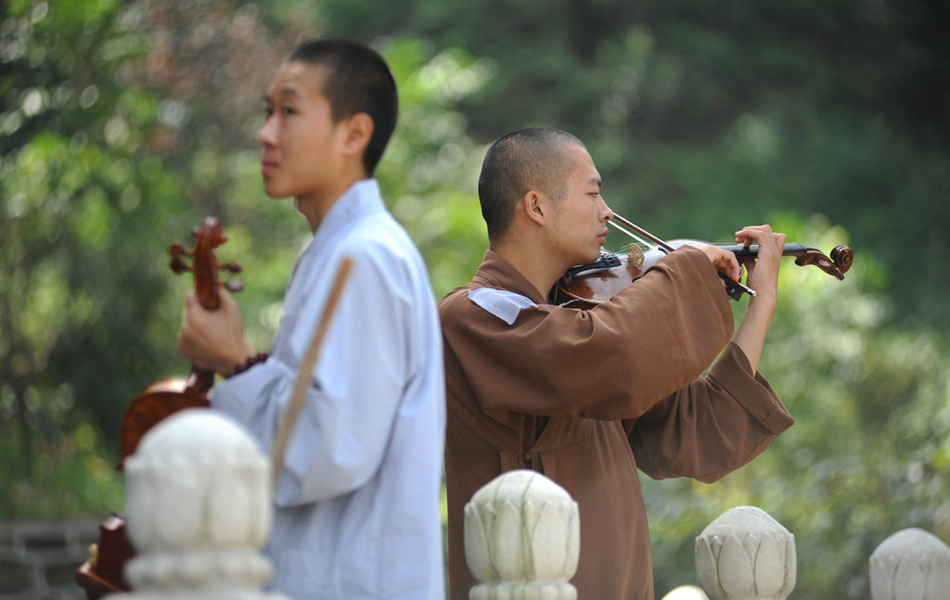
[270,256,355,490]
[607,213,756,300]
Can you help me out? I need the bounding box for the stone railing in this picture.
[463,470,950,600]
[61,412,950,600]
[0,520,100,600]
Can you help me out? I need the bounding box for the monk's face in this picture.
[257,62,347,204]
[547,144,614,266]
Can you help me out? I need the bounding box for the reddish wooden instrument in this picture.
[75,217,241,599]
[117,216,242,466]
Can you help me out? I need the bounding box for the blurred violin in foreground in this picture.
[117,217,244,466]
[554,213,853,309]
[76,217,242,599]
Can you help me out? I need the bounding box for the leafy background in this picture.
[2,1,948,598]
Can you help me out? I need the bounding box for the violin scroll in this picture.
[720,242,854,281]
[117,217,244,466]
[168,217,244,308]
[791,245,851,280]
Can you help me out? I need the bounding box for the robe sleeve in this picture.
[212,249,412,507]
[627,342,794,483]
[440,246,736,421]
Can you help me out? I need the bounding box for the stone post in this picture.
[464,469,580,600]
[110,408,287,600]
[869,528,950,600]
[661,585,710,600]
[694,506,796,600]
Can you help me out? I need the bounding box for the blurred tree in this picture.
[0,0,310,514]
[298,1,950,598]
[2,0,176,511]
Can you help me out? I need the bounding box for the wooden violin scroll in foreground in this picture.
[118,216,243,466]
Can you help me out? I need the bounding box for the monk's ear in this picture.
[521,190,548,227]
[340,112,374,157]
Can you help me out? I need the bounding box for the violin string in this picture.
[610,214,679,252]
[607,219,652,249]
[608,218,756,299]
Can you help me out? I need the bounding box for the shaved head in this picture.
[478,127,586,241]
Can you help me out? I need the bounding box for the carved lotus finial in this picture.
[121,409,283,598]
[695,506,796,600]
[869,528,950,600]
[464,470,580,600]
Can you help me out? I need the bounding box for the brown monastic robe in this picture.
[439,247,794,600]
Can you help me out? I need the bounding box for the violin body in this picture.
[74,514,134,597]
[118,374,212,461]
[553,246,650,308]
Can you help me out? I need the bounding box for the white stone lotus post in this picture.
[464,469,580,600]
[694,506,796,600]
[869,528,950,600]
[113,409,287,600]
[661,584,710,600]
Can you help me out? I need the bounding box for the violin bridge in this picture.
[626,245,644,270]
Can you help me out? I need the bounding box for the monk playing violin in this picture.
[439,127,794,600]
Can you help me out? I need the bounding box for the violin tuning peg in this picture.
[224,279,244,293]
[169,258,188,274]
[220,261,243,274]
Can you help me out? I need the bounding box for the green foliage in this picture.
[0,404,124,517]
[315,0,950,332]
[312,2,950,597]
[0,0,306,514]
[376,39,490,297]
[1,0,179,515]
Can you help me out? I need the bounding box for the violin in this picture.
[75,217,241,600]
[116,216,243,466]
[553,213,853,309]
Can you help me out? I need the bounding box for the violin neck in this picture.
[186,367,216,395]
[718,242,810,259]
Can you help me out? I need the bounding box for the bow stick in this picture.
[270,256,355,490]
